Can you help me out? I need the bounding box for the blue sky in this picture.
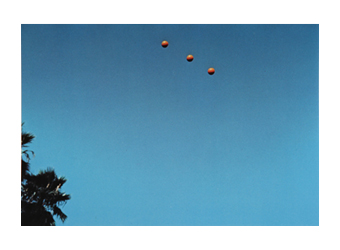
[21,24,318,226]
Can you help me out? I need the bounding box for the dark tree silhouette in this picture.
[21,127,35,181]
[21,124,70,226]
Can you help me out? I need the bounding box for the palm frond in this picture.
[52,206,67,222]
[22,149,35,162]
[21,131,35,147]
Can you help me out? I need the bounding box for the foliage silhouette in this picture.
[21,124,70,226]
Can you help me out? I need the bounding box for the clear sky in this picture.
[21,24,318,226]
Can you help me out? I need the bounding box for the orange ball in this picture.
[161,41,169,48]
[208,68,215,75]
[186,55,194,62]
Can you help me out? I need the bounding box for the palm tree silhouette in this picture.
[21,124,70,226]
[21,126,35,181]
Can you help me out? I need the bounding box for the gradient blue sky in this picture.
[21,24,318,226]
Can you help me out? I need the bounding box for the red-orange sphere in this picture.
[161,41,169,48]
[208,68,215,75]
[186,55,194,62]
